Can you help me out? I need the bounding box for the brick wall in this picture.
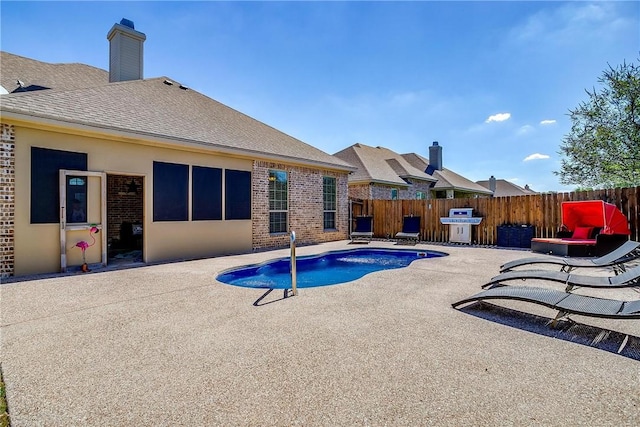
[406,179,433,199]
[348,184,371,200]
[106,175,144,245]
[0,123,15,278]
[252,161,349,250]
[349,180,433,200]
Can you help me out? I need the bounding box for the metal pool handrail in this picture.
[290,231,297,296]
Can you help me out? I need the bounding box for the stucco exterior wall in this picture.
[252,161,349,250]
[11,124,254,276]
[4,121,350,277]
[0,123,15,278]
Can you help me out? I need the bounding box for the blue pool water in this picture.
[216,248,447,289]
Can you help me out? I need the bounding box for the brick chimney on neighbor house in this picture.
[429,141,443,171]
[107,18,146,83]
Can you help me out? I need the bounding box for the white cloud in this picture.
[485,112,511,123]
[511,2,634,46]
[540,119,556,125]
[524,153,550,161]
[517,125,534,135]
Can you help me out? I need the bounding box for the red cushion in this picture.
[572,226,593,239]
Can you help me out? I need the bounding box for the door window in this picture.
[67,176,87,223]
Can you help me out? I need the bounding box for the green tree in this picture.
[556,58,640,188]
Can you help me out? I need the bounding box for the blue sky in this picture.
[2,1,638,192]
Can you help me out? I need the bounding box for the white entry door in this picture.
[59,169,107,272]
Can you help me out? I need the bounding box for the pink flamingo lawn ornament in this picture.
[74,226,99,272]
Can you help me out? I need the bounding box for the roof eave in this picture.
[434,183,493,195]
[454,187,494,195]
[399,174,438,183]
[348,178,411,188]
[1,109,356,172]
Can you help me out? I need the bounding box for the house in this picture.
[476,176,537,197]
[0,19,354,277]
[332,144,437,200]
[334,141,493,200]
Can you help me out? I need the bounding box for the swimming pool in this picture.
[216,248,447,289]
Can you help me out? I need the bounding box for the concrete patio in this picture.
[1,241,639,426]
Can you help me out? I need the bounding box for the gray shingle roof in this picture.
[333,144,437,186]
[430,168,493,194]
[334,144,493,195]
[476,179,537,197]
[401,152,493,195]
[0,51,354,171]
[1,51,108,93]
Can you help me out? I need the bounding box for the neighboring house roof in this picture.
[476,178,537,197]
[0,51,354,171]
[0,51,108,93]
[333,144,437,187]
[401,153,493,195]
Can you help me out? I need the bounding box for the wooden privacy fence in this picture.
[351,186,640,245]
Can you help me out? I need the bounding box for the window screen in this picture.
[225,169,251,220]
[153,161,188,221]
[31,147,87,224]
[192,166,222,221]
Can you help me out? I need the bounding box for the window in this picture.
[31,147,87,224]
[323,176,337,230]
[67,176,87,223]
[269,170,288,233]
[192,166,222,221]
[391,188,398,200]
[225,169,251,220]
[153,161,188,221]
[416,191,426,200]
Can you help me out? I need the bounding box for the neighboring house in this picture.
[334,141,493,200]
[0,19,354,277]
[476,176,537,197]
[333,144,437,200]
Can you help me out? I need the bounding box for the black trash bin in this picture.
[497,225,534,248]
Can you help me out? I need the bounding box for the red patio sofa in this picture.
[531,200,630,257]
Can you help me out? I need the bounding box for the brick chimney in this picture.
[107,18,146,83]
[429,141,442,171]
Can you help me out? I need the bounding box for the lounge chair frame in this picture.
[452,285,640,325]
[500,240,640,275]
[485,262,640,292]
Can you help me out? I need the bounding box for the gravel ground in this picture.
[1,241,639,426]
